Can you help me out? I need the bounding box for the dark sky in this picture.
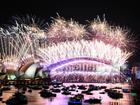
[0,0,140,66]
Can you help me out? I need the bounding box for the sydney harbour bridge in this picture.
[0,17,132,83]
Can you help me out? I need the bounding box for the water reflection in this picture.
[0,83,134,105]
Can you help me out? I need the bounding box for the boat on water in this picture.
[51,88,61,93]
[107,89,123,99]
[78,85,86,90]
[81,90,93,95]
[68,97,82,105]
[74,94,84,99]
[39,89,56,98]
[122,89,130,93]
[6,92,28,105]
[2,86,11,91]
[62,90,71,95]
[84,98,102,104]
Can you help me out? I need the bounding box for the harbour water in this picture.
[0,83,134,105]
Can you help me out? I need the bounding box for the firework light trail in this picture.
[0,20,47,70]
[0,16,133,82]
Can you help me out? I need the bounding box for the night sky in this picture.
[0,0,140,67]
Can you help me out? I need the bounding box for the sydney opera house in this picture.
[0,17,132,83]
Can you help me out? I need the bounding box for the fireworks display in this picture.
[0,22,46,70]
[0,16,133,82]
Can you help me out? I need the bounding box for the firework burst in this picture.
[0,16,134,82]
[47,17,86,43]
[87,17,131,49]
